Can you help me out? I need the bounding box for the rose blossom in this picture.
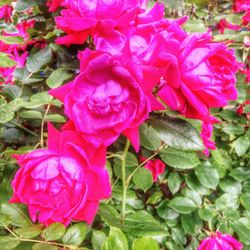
[216,19,241,34]
[151,32,238,124]
[47,0,64,12]
[141,157,165,182]
[243,10,250,26]
[233,0,250,13]
[10,124,111,226]
[0,5,13,23]
[198,231,243,250]
[50,49,150,151]
[201,122,216,156]
[55,0,146,45]
[0,47,28,84]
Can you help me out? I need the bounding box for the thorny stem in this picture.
[121,139,130,224]
[40,97,52,148]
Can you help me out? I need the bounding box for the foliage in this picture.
[0,0,249,249]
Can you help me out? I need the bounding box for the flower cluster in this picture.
[10,0,239,228]
[0,6,35,85]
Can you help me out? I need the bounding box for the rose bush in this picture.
[0,0,249,249]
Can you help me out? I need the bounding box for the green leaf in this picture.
[198,207,217,221]
[102,227,128,250]
[244,104,250,113]
[0,98,24,123]
[44,114,66,123]
[222,124,244,135]
[181,213,202,234]
[16,224,43,239]
[168,172,181,194]
[183,19,207,32]
[32,243,58,250]
[147,191,163,205]
[185,172,210,196]
[0,213,11,227]
[41,223,65,241]
[231,221,250,244]
[160,148,199,169]
[92,230,107,250]
[235,135,250,156]
[230,167,250,182]
[168,197,197,214]
[0,52,17,68]
[156,201,179,221]
[195,165,219,189]
[182,189,202,207]
[0,36,23,45]
[24,92,52,109]
[139,123,161,151]
[215,193,239,211]
[98,204,168,237]
[240,193,250,211]
[19,110,43,119]
[1,203,31,227]
[132,237,159,250]
[0,236,20,250]
[26,46,52,73]
[133,168,153,191]
[219,177,242,194]
[46,68,73,89]
[171,227,186,245]
[15,0,39,11]
[62,223,87,246]
[149,115,204,151]
[0,0,13,7]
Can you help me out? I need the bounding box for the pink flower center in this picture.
[87,80,129,115]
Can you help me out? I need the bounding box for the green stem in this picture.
[4,225,78,250]
[40,98,52,148]
[10,121,38,137]
[121,139,130,224]
[126,143,166,187]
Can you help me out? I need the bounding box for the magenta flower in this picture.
[216,19,241,34]
[141,157,165,182]
[47,0,64,12]
[152,32,238,123]
[50,49,150,151]
[243,10,250,26]
[0,5,13,23]
[10,124,111,226]
[233,0,250,12]
[198,231,243,250]
[55,0,145,45]
[200,122,216,156]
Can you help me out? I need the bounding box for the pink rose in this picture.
[47,0,64,12]
[0,48,28,84]
[142,158,166,182]
[198,231,243,250]
[201,122,216,156]
[50,49,150,151]
[10,124,111,226]
[233,0,250,12]
[153,32,238,124]
[243,10,250,26]
[55,0,145,45]
[216,19,241,34]
[0,5,13,23]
